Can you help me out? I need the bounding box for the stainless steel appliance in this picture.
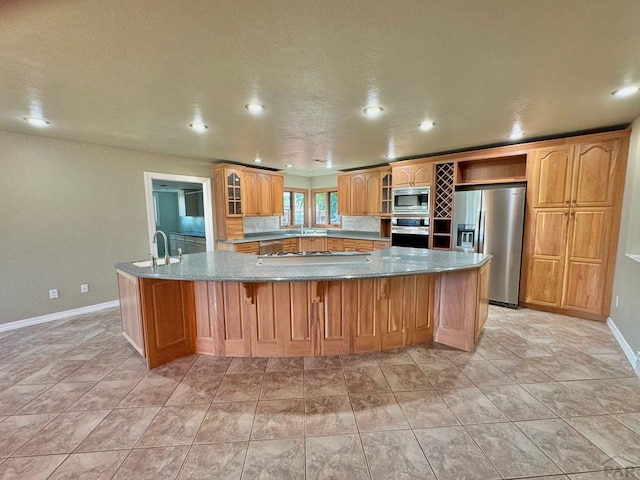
[392,187,430,214]
[452,183,526,308]
[391,217,430,249]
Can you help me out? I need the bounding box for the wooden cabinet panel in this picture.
[404,274,434,345]
[242,172,258,216]
[326,238,344,252]
[193,281,213,354]
[285,282,314,356]
[392,162,432,187]
[365,172,380,215]
[433,270,478,352]
[209,282,252,356]
[525,210,569,307]
[300,237,326,252]
[256,173,272,215]
[117,270,145,357]
[213,166,244,240]
[380,170,393,216]
[351,278,380,352]
[282,238,299,252]
[250,283,285,356]
[476,262,490,340]
[412,163,433,186]
[377,276,406,350]
[392,165,412,187]
[572,141,619,207]
[350,174,366,215]
[320,280,351,355]
[271,175,284,216]
[235,242,260,254]
[373,240,390,250]
[337,174,351,215]
[530,146,573,208]
[343,239,373,252]
[140,278,194,368]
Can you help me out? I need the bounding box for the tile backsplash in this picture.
[244,216,281,234]
[341,215,380,232]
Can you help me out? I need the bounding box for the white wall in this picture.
[0,130,214,324]
[310,174,337,189]
[610,117,640,362]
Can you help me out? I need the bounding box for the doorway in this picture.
[143,172,215,256]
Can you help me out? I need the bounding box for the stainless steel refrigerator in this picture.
[452,183,526,308]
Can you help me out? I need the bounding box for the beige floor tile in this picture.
[260,371,303,400]
[395,390,460,428]
[194,401,256,443]
[77,407,160,451]
[166,374,222,405]
[374,348,414,365]
[561,379,640,414]
[406,343,449,363]
[303,355,342,370]
[48,450,128,480]
[480,384,556,421]
[0,384,52,415]
[306,434,370,480]
[440,387,508,424]
[189,355,231,375]
[416,361,475,390]
[340,352,378,368]
[457,359,514,386]
[0,363,46,385]
[303,368,347,397]
[344,366,391,394]
[118,377,178,407]
[242,438,304,480]
[17,381,94,414]
[112,446,189,480]
[414,426,500,480]
[565,415,640,468]
[15,409,110,456]
[227,357,268,375]
[265,357,303,372]
[517,418,614,473]
[490,357,556,384]
[251,398,304,440]
[350,392,409,432]
[466,422,562,478]
[379,364,431,391]
[178,443,247,480]
[18,361,85,385]
[474,338,518,359]
[68,379,139,410]
[0,413,58,457]
[613,412,640,436]
[61,356,127,383]
[0,454,67,480]
[214,373,264,402]
[361,430,435,480]
[102,356,148,381]
[522,382,607,417]
[305,395,357,436]
[136,404,209,447]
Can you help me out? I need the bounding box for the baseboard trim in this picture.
[0,300,120,333]
[606,316,639,375]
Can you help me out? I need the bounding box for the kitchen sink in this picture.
[133,258,180,267]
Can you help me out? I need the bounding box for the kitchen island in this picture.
[116,248,491,369]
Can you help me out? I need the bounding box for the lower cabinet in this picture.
[117,270,145,357]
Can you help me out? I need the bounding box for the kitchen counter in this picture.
[116,247,489,282]
[220,230,390,244]
[116,248,491,368]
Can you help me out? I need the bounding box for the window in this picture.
[281,189,307,227]
[312,189,340,227]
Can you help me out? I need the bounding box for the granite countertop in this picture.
[222,230,391,244]
[115,247,491,282]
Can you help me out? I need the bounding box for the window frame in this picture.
[281,188,308,228]
[311,188,341,228]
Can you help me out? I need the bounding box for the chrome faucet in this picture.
[153,230,170,265]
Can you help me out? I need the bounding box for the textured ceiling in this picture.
[1,0,640,175]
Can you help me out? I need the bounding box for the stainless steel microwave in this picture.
[392,187,431,214]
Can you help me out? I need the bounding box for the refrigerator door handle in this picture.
[477,208,485,253]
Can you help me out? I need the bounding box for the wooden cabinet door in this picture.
[319,281,352,355]
[337,174,351,215]
[140,279,194,368]
[561,208,612,315]
[250,283,285,356]
[225,169,243,216]
[271,175,284,216]
[256,173,272,215]
[242,171,259,216]
[308,237,326,251]
[377,277,406,350]
[208,281,253,356]
[433,269,478,352]
[530,146,573,208]
[117,270,145,357]
[524,209,569,307]
[412,163,433,186]
[350,174,366,215]
[392,165,412,187]
[351,278,380,352]
[571,140,620,207]
[380,171,393,215]
[364,172,380,215]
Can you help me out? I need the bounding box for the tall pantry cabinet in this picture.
[522,135,628,320]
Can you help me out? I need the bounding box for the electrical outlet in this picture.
[49,289,59,299]
[615,296,620,308]
[80,284,89,294]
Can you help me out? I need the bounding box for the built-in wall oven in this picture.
[391,217,430,249]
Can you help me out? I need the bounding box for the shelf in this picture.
[456,155,527,185]
[432,235,451,249]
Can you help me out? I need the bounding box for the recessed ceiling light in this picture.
[285,164,293,168]
[245,103,267,114]
[24,117,50,127]
[508,130,525,141]
[254,157,262,163]
[189,122,208,133]
[363,105,384,117]
[612,86,640,98]
[419,121,435,131]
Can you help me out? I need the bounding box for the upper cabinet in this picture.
[338,168,381,216]
[530,146,573,208]
[242,171,258,215]
[392,162,433,187]
[337,174,351,215]
[224,168,243,216]
[256,173,273,215]
[271,174,284,216]
[380,168,392,216]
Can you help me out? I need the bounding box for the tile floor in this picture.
[0,306,638,479]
